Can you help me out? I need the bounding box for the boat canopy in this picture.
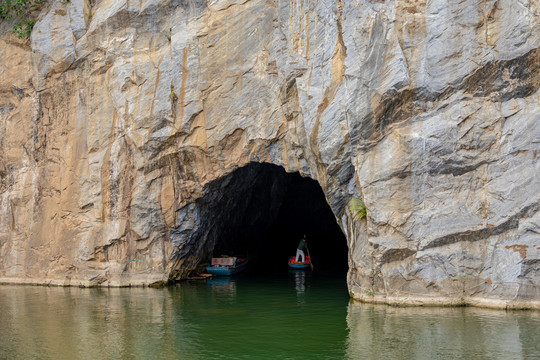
[211,257,237,266]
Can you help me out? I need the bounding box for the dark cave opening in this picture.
[202,162,348,275]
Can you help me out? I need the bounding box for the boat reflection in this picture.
[290,269,306,294]
[207,276,237,300]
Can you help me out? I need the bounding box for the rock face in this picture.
[0,0,539,308]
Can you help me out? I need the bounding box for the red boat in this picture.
[288,256,311,269]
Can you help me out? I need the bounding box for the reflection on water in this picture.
[291,269,306,295]
[346,302,540,360]
[0,286,184,359]
[1,274,539,359]
[207,276,237,299]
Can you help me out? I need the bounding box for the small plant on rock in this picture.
[348,196,366,221]
[169,82,178,101]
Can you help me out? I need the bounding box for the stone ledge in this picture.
[0,275,168,288]
[351,293,540,310]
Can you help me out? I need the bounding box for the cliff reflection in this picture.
[2,279,539,359]
[0,286,201,359]
[346,302,540,360]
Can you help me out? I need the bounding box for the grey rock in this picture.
[0,0,539,307]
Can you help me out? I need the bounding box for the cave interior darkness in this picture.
[200,163,348,275]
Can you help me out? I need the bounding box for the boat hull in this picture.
[288,256,311,269]
[206,260,248,276]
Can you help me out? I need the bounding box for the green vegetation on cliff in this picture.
[0,0,41,38]
[348,197,366,221]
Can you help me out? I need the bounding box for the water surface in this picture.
[1,272,539,359]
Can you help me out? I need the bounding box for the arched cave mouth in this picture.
[171,162,348,277]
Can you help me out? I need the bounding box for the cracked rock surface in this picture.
[0,0,539,308]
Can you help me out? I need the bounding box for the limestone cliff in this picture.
[0,0,539,308]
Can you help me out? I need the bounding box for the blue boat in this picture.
[288,256,311,269]
[206,257,248,276]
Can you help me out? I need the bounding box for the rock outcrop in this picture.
[0,0,539,308]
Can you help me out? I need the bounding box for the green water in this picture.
[1,272,539,359]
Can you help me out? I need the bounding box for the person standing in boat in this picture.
[295,234,308,263]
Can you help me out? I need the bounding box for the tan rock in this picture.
[0,0,539,308]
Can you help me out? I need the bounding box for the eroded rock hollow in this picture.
[168,162,347,279]
[0,0,539,308]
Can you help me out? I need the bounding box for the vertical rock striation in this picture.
[0,0,539,308]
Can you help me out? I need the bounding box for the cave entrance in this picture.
[198,162,348,275]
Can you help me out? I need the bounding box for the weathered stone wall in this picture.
[0,0,539,308]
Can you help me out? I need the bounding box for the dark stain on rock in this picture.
[327,159,356,216]
[0,104,15,117]
[351,47,540,150]
[380,248,416,263]
[422,202,540,251]
[11,87,24,100]
[351,87,435,150]
[428,159,490,177]
[463,47,539,102]
[373,88,418,137]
